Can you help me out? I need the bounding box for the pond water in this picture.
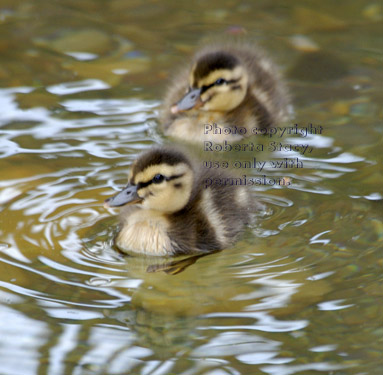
[0,1,382,375]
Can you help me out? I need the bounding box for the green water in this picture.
[0,1,382,374]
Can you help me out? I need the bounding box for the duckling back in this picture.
[168,167,252,254]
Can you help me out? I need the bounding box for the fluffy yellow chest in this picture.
[116,210,173,256]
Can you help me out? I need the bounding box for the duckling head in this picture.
[105,148,194,214]
[171,51,249,114]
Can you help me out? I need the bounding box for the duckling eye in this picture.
[215,78,226,85]
[152,174,165,184]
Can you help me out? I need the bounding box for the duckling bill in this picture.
[104,147,252,256]
[162,42,290,142]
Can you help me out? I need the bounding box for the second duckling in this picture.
[161,42,290,142]
[104,146,252,256]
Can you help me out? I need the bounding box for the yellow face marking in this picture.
[133,163,190,186]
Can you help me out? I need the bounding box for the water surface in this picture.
[0,1,382,374]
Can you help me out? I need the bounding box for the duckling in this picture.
[161,42,290,142]
[104,146,252,256]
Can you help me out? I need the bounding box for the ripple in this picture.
[60,98,158,115]
[318,299,354,311]
[256,194,294,207]
[310,230,332,245]
[65,52,98,61]
[350,192,383,201]
[0,260,131,309]
[47,79,110,95]
[201,311,308,333]
[261,362,348,375]
[310,344,337,352]
[238,352,292,365]
[192,332,281,357]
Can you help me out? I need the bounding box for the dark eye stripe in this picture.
[137,173,184,190]
[201,83,214,94]
[200,77,241,93]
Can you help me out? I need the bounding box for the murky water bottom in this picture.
[0,1,382,374]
